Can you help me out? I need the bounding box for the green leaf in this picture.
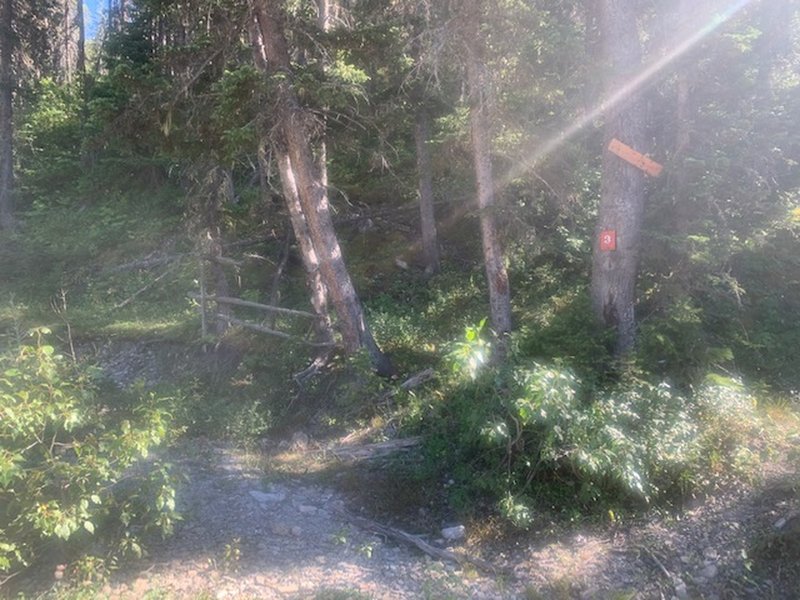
[83,521,95,534]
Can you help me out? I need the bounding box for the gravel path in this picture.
[96,439,798,600]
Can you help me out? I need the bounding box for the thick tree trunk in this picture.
[590,0,646,356]
[463,1,512,362]
[414,106,440,275]
[250,0,392,375]
[0,0,15,231]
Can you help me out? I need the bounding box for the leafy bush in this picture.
[425,340,766,526]
[0,330,181,577]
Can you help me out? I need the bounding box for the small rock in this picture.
[699,564,718,579]
[441,525,466,541]
[291,526,302,536]
[774,517,787,529]
[271,523,291,536]
[680,555,692,564]
[249,490,285,504]
[297,504,317,514]
[703,547,719,559]
[674,579,689,600]
[291,431,309,451]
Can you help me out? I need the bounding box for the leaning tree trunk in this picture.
[463,0,512,363]
[248,13,334,347]
[250,0,392,376]
[0,0,15,232]
[276,153,335,346]
[590,0,647,356]
[414,105,440,275]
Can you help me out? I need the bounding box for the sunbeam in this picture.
[499,0,757,190]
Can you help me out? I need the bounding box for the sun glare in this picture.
[500,0,757,190]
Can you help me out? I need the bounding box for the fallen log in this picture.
[338,510,511,578]
[326,436,422,461]
[215,315,335,347]
[188,293,320,319]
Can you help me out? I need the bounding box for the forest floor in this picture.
[33,430,799,600]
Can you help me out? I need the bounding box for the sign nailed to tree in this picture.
[608,138,663,177]
[599,229,616,251]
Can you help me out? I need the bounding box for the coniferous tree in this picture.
[250,0,392,375]
[461,0,512,362]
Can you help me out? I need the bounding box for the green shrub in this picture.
[0,329,181,577]
[424,347,766,526]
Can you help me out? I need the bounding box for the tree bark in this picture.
[0,0,15,231]
[463,0,512,362]
[414,106,440,275]
[248,12,334,347]
[61,0,72,83]
[76,0,86,82]
[250,0,392,376]
[590,0,647,356]
[198,166,233,336]
[276,153,335,345]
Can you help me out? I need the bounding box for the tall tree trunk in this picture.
[62,0,72,83]
[315,0,332,197]
[654,0,693,239]
[590,0,646,356]
[415,106,440,275]
[276,153,335,345]
[250,0,392,375]
[0,0,15,231]
[76,0,86,82]
[249,14,334,346]
[582,0,602,115]
[463,0,512,362]
[195,165,233,336]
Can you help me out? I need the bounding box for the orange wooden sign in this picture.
[599,229,616,251]
[608,138,663,177]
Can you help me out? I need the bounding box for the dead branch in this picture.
[378,368,436,404]
[222,233,279,250]
[338,510,511,578]
[189,293,320,319]
[215,315,335,347]
[327,436,422,461]
[114,264,179,309]
[400,368,436,391]
[208,255,243,268]
[106,253,182,273]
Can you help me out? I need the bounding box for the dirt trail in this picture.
[91,439,799,599]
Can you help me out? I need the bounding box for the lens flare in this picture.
[499,0,756,189]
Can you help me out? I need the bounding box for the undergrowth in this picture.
[0,330,182,581]
[416,324,783,528]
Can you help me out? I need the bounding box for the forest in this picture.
[1,0,799,598]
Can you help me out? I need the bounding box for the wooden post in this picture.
[199,258,208,338]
